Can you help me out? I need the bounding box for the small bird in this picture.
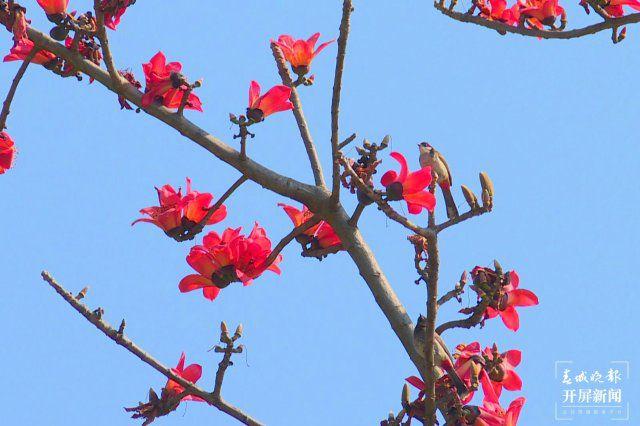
[413,314,467,394]
[418,142,459,219]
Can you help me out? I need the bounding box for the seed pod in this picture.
[479,172,494,197]
[461,185,478,209]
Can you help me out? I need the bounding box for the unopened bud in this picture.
[363,139,372,149]
[460,271,468,284]
[75,286,89,300]
[381,135,391,148]
[192,79,203,88]
[479,172,494,197]
[482,188,492,211]
[493,259,503,276]
[388,412,395,422]
[233,323,243,340]
[402,383,410,406]
[461,185,478,209]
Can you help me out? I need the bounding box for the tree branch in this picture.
[330,0,354,203]
[26,26,326,210]
[0,47,37,130]
[435,206,489,233]
[270,43,326,187]
[436,299,490,335]
[40,271,264,426]
[264,215,322,266]
[434,2,640,40]
[93,0,123,88]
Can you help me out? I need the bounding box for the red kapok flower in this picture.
[475,374,525,426]
[179,224,282,301]
[3,39,57,65]
[246,80,292,123]
[132,178,226,238]
[141,52,203,111]
[483,344,522,397]
[98,0,136,30]
[164,353,205,402]
[520,0,566,29]
[36,0,69,16]
[381,151,436,214]
[602,0,640,17]
[272,33,334,75]
[0,132,16,174]
[278,203,342,250]
[482,270,538,331]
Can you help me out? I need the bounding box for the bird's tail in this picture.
[440,185,459,219]
[445,366,468,396]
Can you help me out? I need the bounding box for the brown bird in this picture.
[418,142,459,219]
[413,314,467,394]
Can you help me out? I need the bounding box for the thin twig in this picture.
[176,88,193,117]
[348,202,366,226]
[264,216,322,267]
[330,0,354,203]
[93,0,122,88]
[271,43,325,187]
[435,3,640,40]
[0,48,38,130]
[436,299,490,335]
[40,271,264,426]
[435,207,489,233]
[338,132,357,150]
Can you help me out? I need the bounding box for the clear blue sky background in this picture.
[1,1,638,425]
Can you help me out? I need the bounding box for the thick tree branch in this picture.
[330,0,353,203]
[0,47,37,130]
[435,3,640,40]
[270,44,326,187]
[40,271,264,426]
[26,26,326,210]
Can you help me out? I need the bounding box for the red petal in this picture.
[403,167,432,193]
[389,152,408,183]
[405,376,425,390]
[507,289,539,307]
[502,369,523,391]
[202,286,221,301]
[500,306,520,331]
[380,170,398,187]
[248,80,261,109]
[178,274,213,293]
[505,349,522,367]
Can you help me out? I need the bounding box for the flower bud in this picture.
[402,383,410,406]
[482,188,492,211]
[381,135,391,149]
[461,185,478,209]
[479,172,494,197]
[493,259,503,276]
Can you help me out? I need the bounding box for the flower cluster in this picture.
[471,0,567,30]
[380,151,436,215]
[98,0,137,30]
[179,224,282,301]
[141,52,203,111]
[0,131,16,174]
[467,266,539,332]
[279,203,342,253]
[133,178,227,240]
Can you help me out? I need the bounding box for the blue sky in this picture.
[1,1,639,425]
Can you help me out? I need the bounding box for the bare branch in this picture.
[40,271,264,426]
[271,43,326,187]
[436,299,490,335]
[0,47,37,130]
[434,3,640,40]
[338,132,357,150]
[330,0,354,203]
[93,0,123,88]
[435,206,490,233]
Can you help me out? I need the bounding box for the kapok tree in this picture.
[12,0,631,424]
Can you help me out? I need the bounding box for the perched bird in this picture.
[418,142,459,219]
[413,314,468,394]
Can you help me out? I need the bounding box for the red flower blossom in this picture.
[475,374,525,426]
[141,52,203,111]
[520,0,566,29]
[0,132,16,174]
[164,353,205,402]
[132,178,226,237]
[483,344,522,397]
[272,33,334,75]
[36,0,68,16]
[278,203,342,250]
[3,39,57,65]
[476,269,539,331]
[179,224,282,301]
[99,0,136,30]
[380,151,436,214]
[602,0,640,16]
[477,0,521,25]
[246,80,292,123]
